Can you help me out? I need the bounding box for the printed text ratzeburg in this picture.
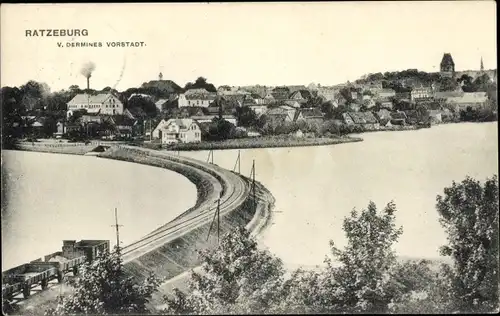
[25,29,89,37]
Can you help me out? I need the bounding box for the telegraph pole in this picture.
[111,208,123,255]
[217,197,220,244]
[250,160,256,210]
[252,160,256,210]
[233,150,241,174]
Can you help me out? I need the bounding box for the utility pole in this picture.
[252,160,256,210]
[217,197,220,244]
[250,160,256,210]
[233,150,241,174]
[111,208,123,255]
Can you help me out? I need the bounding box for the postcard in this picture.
[1,2,498,315]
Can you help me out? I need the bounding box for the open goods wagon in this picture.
[2,255,85,299]
[2,239,110,300]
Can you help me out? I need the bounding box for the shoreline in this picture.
[163,135,363,151]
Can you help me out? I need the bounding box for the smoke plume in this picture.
[80,61,96,78]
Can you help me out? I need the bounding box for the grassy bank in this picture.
[164,136,363,151]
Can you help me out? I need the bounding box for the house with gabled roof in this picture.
[152,118,201,144]
[67,93,124,115]
[178,93,217,108]
[295,108,324,124]
[289,90,312,102]
[266,107,294,123]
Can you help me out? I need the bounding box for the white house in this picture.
[152,118,201,144]
[178,93,217,108]
[67,93,124,115]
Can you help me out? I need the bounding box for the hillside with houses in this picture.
[1,53,497,149]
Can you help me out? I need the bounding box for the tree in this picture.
[205,118,236,141]
[184,77,217,93]
[1,86,25,148]
[127,95,157,117]
[435,175,499,313]
[162,227,286,314]
[326,201,404,313]
[45,250,160,315]
[320,101,336,119]
[235,106,257,127]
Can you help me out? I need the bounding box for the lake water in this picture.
[1,151,197,270]
[179,122,498,269]
[2,123,497,272]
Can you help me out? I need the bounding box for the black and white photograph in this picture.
[1,2,498,315]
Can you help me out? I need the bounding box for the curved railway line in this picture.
[9,144,272,311]
[103,146,251,264]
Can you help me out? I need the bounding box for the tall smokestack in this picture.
[80,61,96,91]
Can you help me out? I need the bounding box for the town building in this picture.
[442,92,489,111]
[67,93,124,115]
[295,108,324,125]
[266,106,295,123]
[178,93,217,108]
[410,86,433,101]
[152,118,202,144]
[346,112,380,130]
[317,87,336,101]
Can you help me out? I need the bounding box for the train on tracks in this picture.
[2,240,109,300]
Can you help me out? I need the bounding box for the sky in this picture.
[1,2,497,92]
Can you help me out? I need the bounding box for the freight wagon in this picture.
[2,262,59,299]
[2,239,110,300]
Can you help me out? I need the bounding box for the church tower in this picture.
[440,53,455,78]
[480,57,484,71]
[159,72,163,81]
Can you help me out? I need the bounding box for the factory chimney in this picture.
[80,61,96,91]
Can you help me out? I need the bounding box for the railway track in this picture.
[109,146,250,264]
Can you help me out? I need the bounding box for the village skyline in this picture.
[1,2,497,91]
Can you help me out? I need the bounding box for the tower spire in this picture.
[480,57,484,71]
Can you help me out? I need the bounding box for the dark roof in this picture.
[290,89,313,100]
[205,107,221,115]
[299,108,323,118]
[271,92,289,100]
[111,115,135,126]
[441,53,455,67]
[125,107,147,119]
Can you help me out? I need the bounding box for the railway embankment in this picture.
[97,146,275,282]
[11,143,275,313]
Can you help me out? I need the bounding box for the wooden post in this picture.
[252,160,256,210]
[206,207,218,242]
[111,208,123,255]
[217,198,221,244]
